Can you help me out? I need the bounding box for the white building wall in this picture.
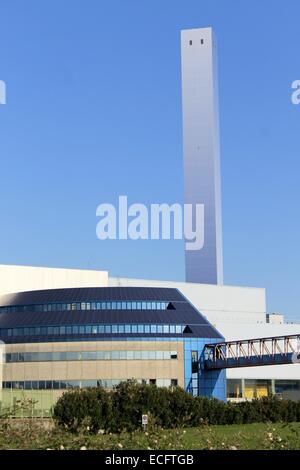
[109,276,300,381]
[181,27,223,285]
[109,277,266,324]
[0,266,298,384]
[0,265,108,296]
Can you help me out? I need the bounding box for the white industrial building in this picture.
[0,28,298,404]
[0,264,299,401]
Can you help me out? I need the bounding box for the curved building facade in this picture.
[0,287,225,416]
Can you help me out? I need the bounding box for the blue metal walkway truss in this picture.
[204,334,300,370]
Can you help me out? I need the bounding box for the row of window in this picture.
[5,350,178,363]
[2,378,178,390]
[0,323,188,337]
[227,379,300,399]
[0,301,174,315]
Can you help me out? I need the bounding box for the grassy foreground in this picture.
[0,421,300,450]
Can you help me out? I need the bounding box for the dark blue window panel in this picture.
[0,287,224,342]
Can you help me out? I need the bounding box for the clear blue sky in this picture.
[0,1,299,320]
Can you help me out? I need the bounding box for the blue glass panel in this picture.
[119,351,126,359]
[53,381,60,390]
[24,381,32,390]
[83,380,97,388]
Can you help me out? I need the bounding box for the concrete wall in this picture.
[109,277,266,324]
[0,265,108,295]
[3,341,185,388]
[181,27,223,284]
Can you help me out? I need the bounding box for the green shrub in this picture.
[109,380,160,432]
[53,387,112,433]
[53,381,300,433]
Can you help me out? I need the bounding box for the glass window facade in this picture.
[275,380,300,394]
[0,300,174,314]
[225,379,300,400]
[2,378,178,390]
[0,324,187,338]
[5,350,178,363]
[244,379,272,399]
[227,379,243,399]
